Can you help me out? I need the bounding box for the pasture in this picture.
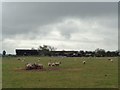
[2,56,118,88]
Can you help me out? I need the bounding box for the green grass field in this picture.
[2,56,118,88]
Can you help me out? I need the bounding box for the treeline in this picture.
[15,45,120,57]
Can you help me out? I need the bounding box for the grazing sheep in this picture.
[48,59,52,66]
[48,62,52,66]
[108,58,113,62]
[55,62,60,66]
[110,59,113,62]
[83,61,86,64]
[48,60,61,67]
[51,63,55,66]
[55,61,61,66]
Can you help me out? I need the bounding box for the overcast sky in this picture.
[2,2,118,54]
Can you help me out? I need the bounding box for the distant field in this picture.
[2,56,118,88]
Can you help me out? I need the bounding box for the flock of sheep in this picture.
[17,58,62,70]
[17,57,113,70]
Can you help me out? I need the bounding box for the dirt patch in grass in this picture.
[14,67,61,72]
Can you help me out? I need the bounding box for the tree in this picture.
[2,50,6,56]
[95,48,105,57]
[31,47,35,50]
[48,46,57,51]
[38,45,57,51]
[38,45,57,56]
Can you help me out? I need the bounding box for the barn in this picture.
[16,49,39,56]
[15,49,79,56]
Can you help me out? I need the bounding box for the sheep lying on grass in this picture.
[25,63,33,70]
[25,63,43,70]
[37,64,43,69]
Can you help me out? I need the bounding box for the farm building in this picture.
[51,51,79,57]
[15,49,79,56]
[16,49,39,56]
[15,49,119,57]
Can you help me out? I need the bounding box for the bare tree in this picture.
[38,45,57,56]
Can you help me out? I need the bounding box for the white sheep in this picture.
[48,62,52,66]
[25,63,33,70]
[37,64,43,69]
[83,61,86,64]
[55,61,61,66]
[110,59,113,62]
[26,63,32,67]
[108,58,113,62]
[51,63,55,66]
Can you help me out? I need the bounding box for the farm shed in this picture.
[16,49,39,56]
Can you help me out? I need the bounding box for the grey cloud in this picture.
[2,2,118,53]
[2,2,117,38]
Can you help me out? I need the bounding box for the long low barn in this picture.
[15,49,119,57]
[16,49,79,56]
[16,49,39,56]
